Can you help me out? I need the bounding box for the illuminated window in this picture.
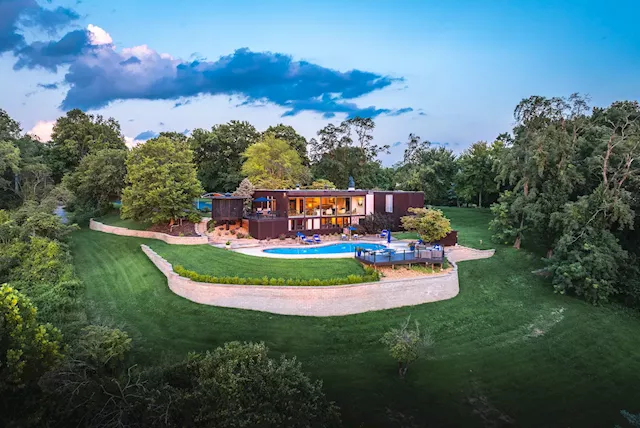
[385,195,394,213]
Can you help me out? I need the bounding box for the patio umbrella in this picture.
[253,197,269,202]
[348,225,357,239]
[387,229,392,247]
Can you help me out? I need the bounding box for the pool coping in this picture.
[233,240,410,259]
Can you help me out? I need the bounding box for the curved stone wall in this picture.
[141,244,461,316]
[90,219,208,245]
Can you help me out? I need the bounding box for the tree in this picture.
[64,148,127,219]
[232,178,255,198]
[306,179,337,189]
[167,341,342,427]
[0,140,20,192]
[48,109,126,181]
[455,141,498,207]
[241,135,309,189]
[121,137,203,225]
[381,316,434,378]
[401,208,452,243]
[395,135,457,205]
[264,124,309,165]
[0,284,63,392]
[191,121,260,192]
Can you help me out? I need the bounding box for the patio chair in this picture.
[353,233,359,240]
[379,229,389,239]
[313,234,322,244]
[299,234,314,245]
[341,234,348,241]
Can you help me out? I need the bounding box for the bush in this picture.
[207,219,216,232]
[359,213,394,235]
[381,315,434,378]
[278,233,286,240]
[230,229,236,235]
[236,232,245,239]
[172,265,379,286]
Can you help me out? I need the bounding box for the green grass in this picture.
[70,207,640,427]
[148,241,365,280]
[96,210,150,230]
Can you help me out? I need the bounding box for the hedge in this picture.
[173,265,380,286]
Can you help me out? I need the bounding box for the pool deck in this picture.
[234,240,409,259]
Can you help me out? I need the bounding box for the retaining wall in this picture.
[90,219,208,245]
[141,244,460,316]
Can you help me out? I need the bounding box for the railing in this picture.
[354,248,445,265]
[244,210,287,220]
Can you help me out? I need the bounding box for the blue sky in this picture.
[1,0,639,165]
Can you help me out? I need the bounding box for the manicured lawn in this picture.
[96,210,150,230]
[70,207,640,428]
[148,241,365,280]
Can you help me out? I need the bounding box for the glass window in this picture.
[321,197,336,216]
[352,197,365,215]
[336,197,351,215]
[305,197,321,216]
[321,217,338,229]
[385,194,394,213]
[288,197,304,217]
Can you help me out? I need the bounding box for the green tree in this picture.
[306,178,337,189]
[455,141,498,207]
[48,109,126,181]
[0,284,63,392]
[381,316,434,378]
[395,135,457,205]
[64,148,127,219]
[241,135,309,189]
[400,208,452,243]
[168,341,342,427]
[264,124,309,165]
[191,121,260,192]
[121,137,203,225]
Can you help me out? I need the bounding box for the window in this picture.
[321,197,336,216]
[321,217,338,229]
[289,219,305,231]
[305,197,321,216]
[288,197,304,217]
[385,194,394,213]
[352,197,365,215]
[336,197,351,215]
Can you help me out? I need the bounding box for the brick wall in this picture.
[140,244,461,316]
[90,219,209,245]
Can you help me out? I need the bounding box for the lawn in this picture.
[96,210,150,230]
[148,241,365,280]
[70,207,640,427]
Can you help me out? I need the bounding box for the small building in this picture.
[212,187,424,240]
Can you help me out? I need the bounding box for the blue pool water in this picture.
[264,242,385,255]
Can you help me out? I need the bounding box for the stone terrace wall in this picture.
[90,219,208,245]
[141,244,460,316]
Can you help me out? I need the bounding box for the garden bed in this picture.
[148,221,199,237]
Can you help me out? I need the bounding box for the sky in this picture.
[1,0,639,165]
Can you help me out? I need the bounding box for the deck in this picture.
[355,247,445,267]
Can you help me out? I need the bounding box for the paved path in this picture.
[142,245,495,316]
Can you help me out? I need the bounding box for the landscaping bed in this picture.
[148,221,199,237]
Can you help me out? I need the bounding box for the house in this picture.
[210,187,424,240]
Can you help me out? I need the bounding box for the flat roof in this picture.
[253,189,423,196]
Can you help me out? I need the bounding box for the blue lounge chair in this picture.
[380,229,389,239]
[313,234,322,244]
[299,234,314,245]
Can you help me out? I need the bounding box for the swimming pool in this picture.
[263,242,385,255]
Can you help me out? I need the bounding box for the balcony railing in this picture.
[244,210,286,220]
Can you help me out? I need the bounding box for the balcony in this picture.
[245,210,287,220]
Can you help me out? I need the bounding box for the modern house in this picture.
[210,187,424,240]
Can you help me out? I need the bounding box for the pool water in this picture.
[263,242,385,255]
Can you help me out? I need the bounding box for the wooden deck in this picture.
[355,247,445,267]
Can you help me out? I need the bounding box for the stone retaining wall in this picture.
[141,244,460,316]
[90,219,208,245]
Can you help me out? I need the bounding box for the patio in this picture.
[355,245,445,267]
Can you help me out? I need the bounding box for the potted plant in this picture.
[408,241,416,251]
[355,246,363,257]
[225,240,231,249]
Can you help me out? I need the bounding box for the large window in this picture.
[336,197,351,215]
[288,219,305,231]
[321,197,336,216]
[305,197,321,216]
[288,197,304,217]
[352,197,365,215]
[321,217,338,229]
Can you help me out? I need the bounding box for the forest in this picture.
[1,93,640,427]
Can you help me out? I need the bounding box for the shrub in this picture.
[401,208,451,243]
[230,229,237,235]
[236,232,245,239]
[360,213,394,234]
[381,315,434,378]
[278,234,286,240]
[207,219,216,232]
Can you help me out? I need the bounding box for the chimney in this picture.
[348,176,355,191]
[295,183,301,190]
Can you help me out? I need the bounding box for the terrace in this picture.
[355,245,445,267]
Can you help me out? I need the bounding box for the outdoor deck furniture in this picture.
[341,234,348,240]
[379,229,389,239]
[353,234,359,239]
[313,234,322,243]
[299,234,314,245]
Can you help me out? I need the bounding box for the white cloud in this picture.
[124,136,138,148]
[27,120,55,142]
[88,24,113,46]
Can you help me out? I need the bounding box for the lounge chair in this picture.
[341,234,348,241]
[299,234,314,245]
[313,234,322,244]
[379,229,389,239]
[353,233,359,240]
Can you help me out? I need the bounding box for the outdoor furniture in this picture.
[353,233,359,239]
[341,234,348,240]
[313,234,322,244]
[299,234,314,245]
[379,229,389,239]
